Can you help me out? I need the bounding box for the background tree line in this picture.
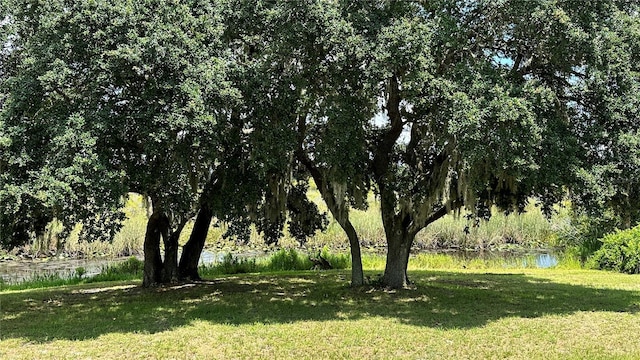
[1,0,638,288]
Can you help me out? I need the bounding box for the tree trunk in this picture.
[382,229,414,289]
[332,215,364,286]
[336,215,364,286]
[378,183,416,289]
[297,153,365,287]
[179,205,212,280]
[143,211,168,287]
[161,221,185,284]
[315,183,365,286]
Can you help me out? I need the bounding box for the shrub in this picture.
[589,225,640,274]
[267,249,312,271]
[118,256,144,274]
[75,267,87,278]
[319,247,350,270]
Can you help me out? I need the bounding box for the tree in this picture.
[343,0,626,288]
[570,3,640,235]
[1,0,332,285]
[0,0,128,250]
[0,0,239,286]
[221,0,372,285]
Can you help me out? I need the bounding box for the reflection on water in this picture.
[534,253,559,268]
[0,257,133,284]
[447,250,559,268]
[0,249,559,285]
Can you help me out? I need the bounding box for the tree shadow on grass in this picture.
[2,270,639,342]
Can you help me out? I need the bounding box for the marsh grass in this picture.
[2,268,640,359]
[199,248,350,277]
[211,198,566,255]
[24,192,567,259]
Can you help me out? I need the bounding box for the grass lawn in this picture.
[2,268,640,359]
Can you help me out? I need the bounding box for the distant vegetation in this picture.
[589,224,640,274]
[6,192,568,258]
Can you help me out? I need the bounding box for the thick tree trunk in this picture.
[382,229,414,289]
[379,205,454,288]
[179,205,213,280]
[143,211,168,287]
[378,176,417,289]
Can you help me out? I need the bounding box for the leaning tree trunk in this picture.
[161,220,186,284]
[143,211,169,287]
[297,153,365,286]
[316,193,365,286]
[179,205,212,280]
[317,197,365,286]
[335,214,364,286]
[312,176,364,285]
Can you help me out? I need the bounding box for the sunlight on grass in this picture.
[2,268,640,359]
[72,284,137,295]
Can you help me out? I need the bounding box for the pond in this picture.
[0,249,559,285]
[445,250,559,268]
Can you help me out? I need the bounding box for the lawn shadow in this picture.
[2,270,639,342]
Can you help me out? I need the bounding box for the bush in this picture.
[589,225,640,274]
[267,249,313,271]
[319,247,350,270]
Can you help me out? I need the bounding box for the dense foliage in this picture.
[570,1,640,236]
[589,224,640,274]
[1,0,638,288]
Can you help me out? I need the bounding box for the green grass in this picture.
[2,267,640,359]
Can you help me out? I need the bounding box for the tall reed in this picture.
[24,191,567,257]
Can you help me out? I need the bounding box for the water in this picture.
[447,250,559,268]
[0,250,263,284]
[0,256,133,284]
[533,253,559,268]
[0,249,559,285]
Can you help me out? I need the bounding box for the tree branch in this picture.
[421,199,464,230]
[372,74,404,182]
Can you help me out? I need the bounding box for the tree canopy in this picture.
[1,0,638,288]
